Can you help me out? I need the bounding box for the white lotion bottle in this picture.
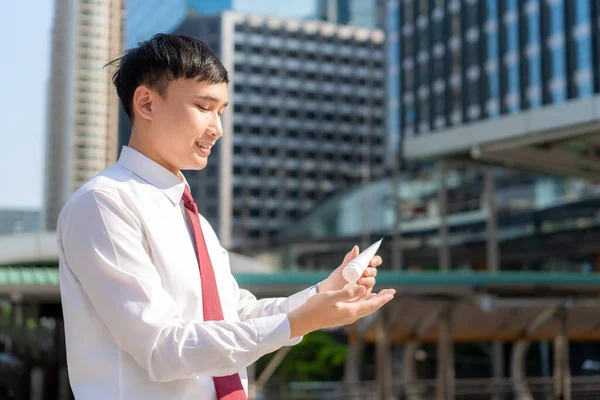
[342,238,383,283]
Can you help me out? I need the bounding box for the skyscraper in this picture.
[118,13,387,249]
[317,0,385,28]
[125,0,382,48]
[43,0,124,230]
[398,0,596,139]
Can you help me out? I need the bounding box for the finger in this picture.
[351,291,395,318]
[328,283,366,303]
[342,245,360,264]
[369,256,383,267]
[362,267,378,278]
[357,277,376,289]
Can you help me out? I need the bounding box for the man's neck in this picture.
[128,131,183,181]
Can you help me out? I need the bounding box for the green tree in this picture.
[256,331,348,383]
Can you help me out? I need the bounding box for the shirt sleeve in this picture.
[235,284,317,346]
[234,280,316,321]
[60,190,293,383]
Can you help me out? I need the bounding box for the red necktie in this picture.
[182,186,248,400]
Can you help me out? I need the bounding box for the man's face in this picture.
[148,79,228,173]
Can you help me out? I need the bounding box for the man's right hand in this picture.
[287,284,396,338]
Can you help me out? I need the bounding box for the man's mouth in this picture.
[195,141,212,156]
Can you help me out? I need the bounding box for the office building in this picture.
[125,0,383,48]
[400,0,600,178]
[398,0,597,134]
[317,0,385,28]
[118,13,386,249]
[44,0,124,230]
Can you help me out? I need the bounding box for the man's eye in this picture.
[197,105,209,111]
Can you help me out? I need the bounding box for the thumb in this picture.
[343,245,360,263]
[329,283,365,303]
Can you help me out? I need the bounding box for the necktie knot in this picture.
[182,186,198,213]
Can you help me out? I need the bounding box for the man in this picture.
[57,34,395,399]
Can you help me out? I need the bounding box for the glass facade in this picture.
[543,0,566,103]
[126,1,383,49]
[397,0,600,136]
[523,0,542,109]
[501,0,521,114]
[484,0,501,118]
[431,0,447,129]
[126,0,187,48]
[572,0,593,98]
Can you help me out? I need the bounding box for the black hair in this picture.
[108,33,229,121]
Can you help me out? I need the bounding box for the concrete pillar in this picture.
[30,367,45,400]
[438,161,450,271]
[491,342,504,400]
[485,169,503,400]
[10,298,24,354]
[345,332,362,385]
[553,310,571,400]
[435,313,454,400]
[375,316,393,399]
[484,168,499,271]
[510,340,533,400]
[404,342,422,400]
[391,162,403,271]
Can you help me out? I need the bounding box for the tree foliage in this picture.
[256,331,348,382]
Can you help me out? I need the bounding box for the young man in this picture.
[57,34,395,400]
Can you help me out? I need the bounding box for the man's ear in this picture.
[132,85,154,121]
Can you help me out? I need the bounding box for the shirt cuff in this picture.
[253,314,298,356]
[285,285,319,313]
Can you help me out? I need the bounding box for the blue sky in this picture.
[0,1,317,210]
[0,1,53,209]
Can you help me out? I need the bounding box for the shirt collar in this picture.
[117,146,188,206]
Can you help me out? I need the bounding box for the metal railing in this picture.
[257,376,600,399]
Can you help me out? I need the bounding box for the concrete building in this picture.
[43,0,124,230]
[119,13,387,249]
[0,209,41,236]
[181,13,386,250]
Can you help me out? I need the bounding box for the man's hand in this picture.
[287,284,395,337]
[318,246,382,296]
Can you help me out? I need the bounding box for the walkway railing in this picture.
[257,376,600,400]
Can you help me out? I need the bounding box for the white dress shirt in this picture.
[57,146,316,400]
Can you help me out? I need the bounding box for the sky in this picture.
[0,1,53,209]
[0,0,317,210]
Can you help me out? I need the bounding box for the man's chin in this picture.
[183,158,208,170]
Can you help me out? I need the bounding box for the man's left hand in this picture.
[317,246,382,296]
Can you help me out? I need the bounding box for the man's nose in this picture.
[208,114,223,139]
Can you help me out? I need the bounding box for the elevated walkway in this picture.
[2,262,600,343]
[404,95,600,179]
